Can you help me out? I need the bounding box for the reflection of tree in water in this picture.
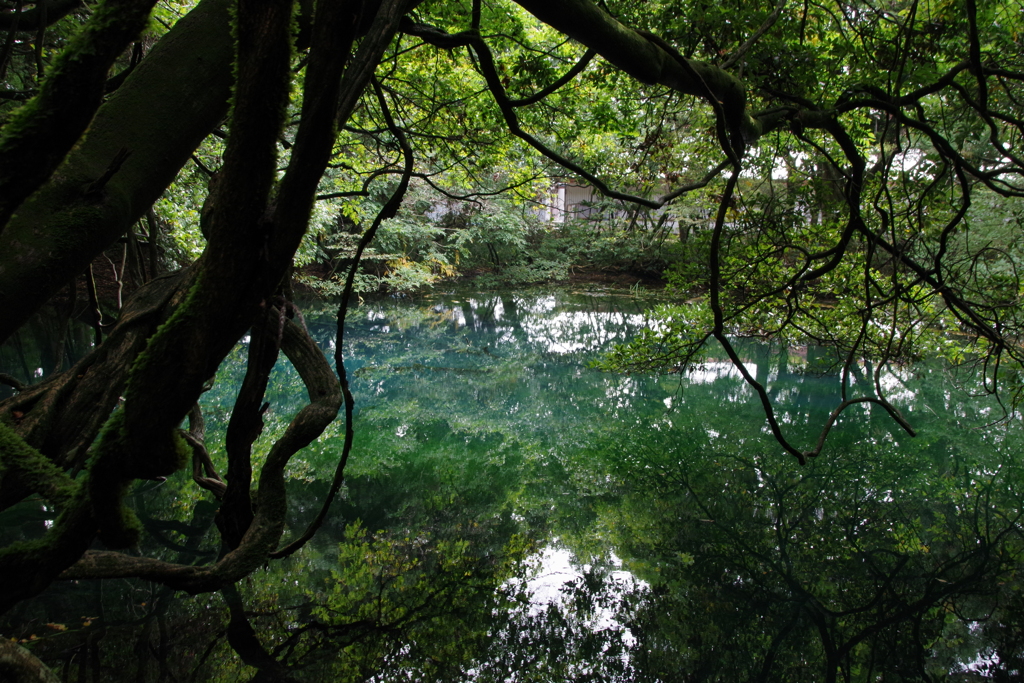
[517,389,1024,681]
[321,297,1024,680]
[4,292,1024,681]
[2,481,533,682]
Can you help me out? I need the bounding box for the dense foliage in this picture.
[2,0,1024,678]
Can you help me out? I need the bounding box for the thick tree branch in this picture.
[0,270,184,511]
[118,0,295,485]
[0,421,76,509]
[0,0,234,346]
[59,317,340,590]
[513,0,765,144]
[0,638,61,683]
[0,0,293,614]
[0,373,25,391]
[0,0,160,230]
[219,306,280,549]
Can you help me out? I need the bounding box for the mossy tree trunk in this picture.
[0,0,796,626]
[0,0,741,616]
[0,0,418,615]
[0,0,235,345]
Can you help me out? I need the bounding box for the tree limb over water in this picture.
[1,0,1024,629]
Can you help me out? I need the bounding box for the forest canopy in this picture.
[2,0,1024,675]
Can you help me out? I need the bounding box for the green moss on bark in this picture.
[0,420,76,508]
[0,0,162,228]
[0,0,235,346]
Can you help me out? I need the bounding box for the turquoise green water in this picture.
[207,289,1024,680]
[4,288,1024,680]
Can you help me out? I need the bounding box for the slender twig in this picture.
[271,78,415,560]
[721,0,787,70]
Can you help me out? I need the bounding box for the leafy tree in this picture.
[2,0,1024,676]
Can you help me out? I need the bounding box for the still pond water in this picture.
[5,288,1024,681]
